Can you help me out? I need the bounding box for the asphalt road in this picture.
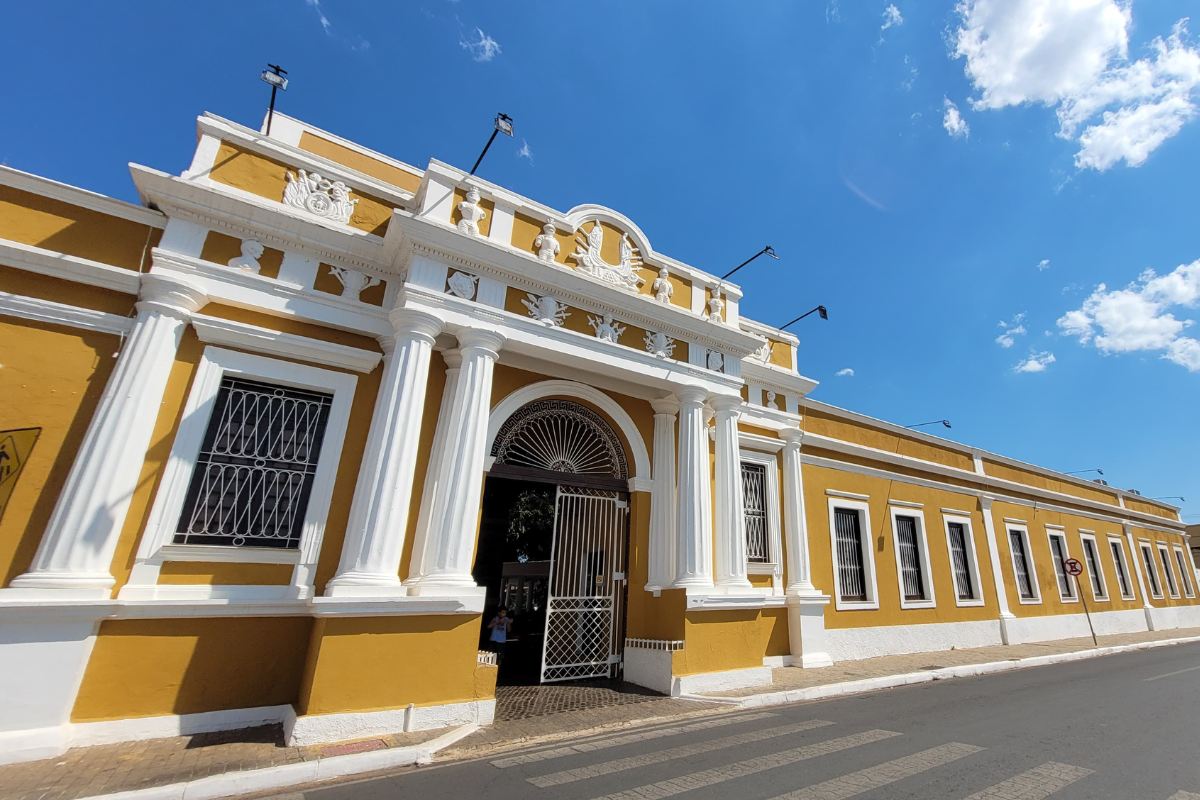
[286,642,1200,800]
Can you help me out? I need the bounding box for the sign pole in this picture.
[1065,558,1097,647]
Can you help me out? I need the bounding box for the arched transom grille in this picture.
[491,399,628,479]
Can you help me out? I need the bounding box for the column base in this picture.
[786,592,833,668]
[4,571,115,600]
[405,579,486,599]
[998,611,1016,645]
[714,578,754,591]
[1143,605,1158,631]
[324,574,407,599]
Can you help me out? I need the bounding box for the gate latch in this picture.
[612,571,626,582]
[608,654,623,665]
[615,499,629,510]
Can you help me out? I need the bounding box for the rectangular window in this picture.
[1110,538,1134,599]
[1081,535,1107,601]
[1175,548,1195,598]
[741,462,771,564]
[1009,527,1038,602]
[1158,545,1180,598]
[892,512,931,604]
[174,376,333,549]
[834,506,869,603]
[946,520,979,602]
[1141,544,1163,598]
[1048,531,1076,601]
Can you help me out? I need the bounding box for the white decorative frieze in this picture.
[644,330,675,359]
[522,293,569,327]
[707,284,725,322]
[571,221,644,292]
[283,169,357,224]
[456,186,486,236]
[706,349,725,373]
[652,267,674,304]
[226,239,263,273]
[534,221,561,262]
[328,265,381,299]
[588,314,626,344]
[446,270,479,300]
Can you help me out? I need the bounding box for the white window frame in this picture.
[1140,541,1164,599]
[1006,522,1041,604]
[1157,543,1181,598]
[1173,546,1195,598]
[942,512,984,607]
[828,497,879,611]
[1108,535,1136,600]
[739,448,783,592]
[888,503,936,609]
[121,346,357,601]
[1079,532,1108,602]
[1045,527,1079,604]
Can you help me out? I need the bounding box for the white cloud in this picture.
[996,312,1027,348]
[826,0,841,24]
[517,139,533,162]
[952,2,1200,171]
[1057,258,1200,371]
[1015,351,1056,373]
[836,367,856,377]
[460,27,501,62]
[305,0,332,34]
[943,97,970,138]
[902,54,919,91]
[880,4,903,41]
[1037,258,1052,271]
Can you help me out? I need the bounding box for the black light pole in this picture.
[1152,496,1187,502]
[905,419,952,430]
[470,113,514,175]
[721,245,779,281]
[260,64,289,137]
[1063,468,1104,476]
[779,305,829,330]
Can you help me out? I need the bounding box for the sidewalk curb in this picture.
[695,634,1200,709]
[76,723,479,800]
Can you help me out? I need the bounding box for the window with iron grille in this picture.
[1009,529,1037,600]
[173,376,333,549]
[894,514,928,602]
[1158,547,1179,597]
[947,521,978,601]
[1048,532,1075,600]
[834,507,868,602]
[1141,545,1162,597]
[1081,537,1106,599]
[1110,539,1134,598]
[1174,549,1195,598]
[741,462,771,564]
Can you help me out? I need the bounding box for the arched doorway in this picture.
[474,398,631,685]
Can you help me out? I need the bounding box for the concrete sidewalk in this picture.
[2,627,1197,800]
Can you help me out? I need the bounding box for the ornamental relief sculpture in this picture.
[588,314,626,344]
[644,330,675,359]
[571,221,644,292]
[522,293,569,327]
[328,266,381,299]
[446,270,479,300]
[283,169,357,224]
[534,221,561,262]
[456,186,486,236]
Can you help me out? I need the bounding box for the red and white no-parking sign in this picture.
[1064,558,1084,577]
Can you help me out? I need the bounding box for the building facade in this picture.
[1,111,1195,765]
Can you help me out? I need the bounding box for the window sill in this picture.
[1016,596,1043,605]
[899,599,937,610]
[953,598,986,608]
[833,599,880,611]
[747,563,779,575]
[156,544,302,565]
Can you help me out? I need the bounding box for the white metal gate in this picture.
[540,485,628,683]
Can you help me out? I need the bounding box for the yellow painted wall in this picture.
[674,609,789,675]
[200,231,283,280]
[768,341,793,370]
[157,562,293,585]
[0,319,118,585]
[297,615,489,715]
[803,409,976,471]
[199,303,383,352]
[72,618,312,720]
[1,264,135,317]
[298,131,422,194]
[0,185,160,270]
[511,213,574,267]
[1125,497,1180,521]
[983,460,1119,507]
[1126,525,1198,609]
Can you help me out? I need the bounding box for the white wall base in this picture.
[1086,607,1152,636]
[1004,607,1160,644]
[671,666,772,696]
[283,699,496,747]
[71,705,293,749]
[825,619,1004,662]
[1148,604,1200,631]
[787,594,833,668]
[624,647,674,695]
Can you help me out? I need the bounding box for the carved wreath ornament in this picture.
[283,169,357,224]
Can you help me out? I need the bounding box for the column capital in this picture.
[676,385,708,407]
[781,427,804,447]
[650,395,680,416]
[709,394,742,415]
[389,308,444,343]
[456,327,506,358]
[441,348,463,370]
[137,273,208,319]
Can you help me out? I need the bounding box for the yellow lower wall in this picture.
[674,609,789,676]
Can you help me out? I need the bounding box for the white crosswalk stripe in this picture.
[491,711,778,767]
[960,762,1093,799]
[1167,792,1200,800]
[528,718,834,787]
[588,729,901,800]
[765,742,985,800]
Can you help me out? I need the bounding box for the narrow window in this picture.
[174,376,333,549]
[894,514,928,602]
[1110,539,1134,599]
[1009,529,1037,601]
[741,462,770,564]
[1175,549,1195,598]
[1159,547,1179,597]
[947,521,978,601]
[1081,537,1106,600]
[1141,544,1162,597]
[834,507,868,602]
[1049,532,1075,600]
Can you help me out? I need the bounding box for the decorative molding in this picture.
[624,638,684,651]
[327,265,381,299]
[477,650,498,666]
[456,186,486,236]
[738,431,785,453]
[0,238,142,294]
[826,488,870,500]
[190,314,383,373]
[534,220,560,262]
[283,169,358,224]
[570,221,644,292]
[0,164,165,228]
[588,313,625,344]
[644,330,676,359]
[0,292,133,336]
[446,270,478,300]
[522,293,569,327]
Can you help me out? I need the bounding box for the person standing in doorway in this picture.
[487,606,513,664]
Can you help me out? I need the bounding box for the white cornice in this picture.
[0,291,133,336]
[742,359,819,395]
[0,164,165,228]
[0,238,142,294]
[191,314,382,373]
[263,112,427,182]
[740,318,800,347]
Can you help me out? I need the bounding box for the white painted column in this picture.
[781,427,833,668]
[647,396,678,591]
[326,309,444,597]
[406,328,505,596]
[7,274,207,598]
[978,496,1016,644]
[1125,524,1157,631]
[711,396,751,590]
[674,387,714,589]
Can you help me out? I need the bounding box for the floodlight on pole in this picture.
[1063,468,1104,476]
[469,113,514,175]
[904,419,952,430]
[260,64,288,137]
[1152,496,1186,502]
[721,245,779,281]
[779,305,829,330]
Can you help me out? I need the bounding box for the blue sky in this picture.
[3,1,1198,520]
